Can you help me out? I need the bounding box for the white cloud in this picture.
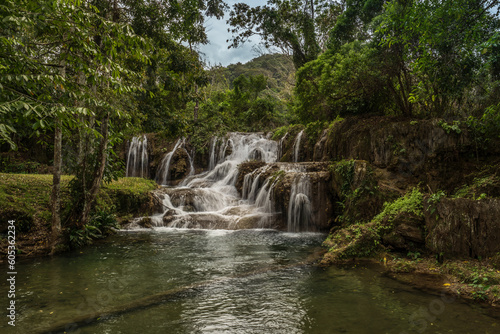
[199,0,268,66]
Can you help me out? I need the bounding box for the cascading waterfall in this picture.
[156,138,184,185]
[287,174,312,232]
[126,135,149,178]
[208,137,218,171]
[131,132,321,232]
[144,133,281,229]
[156,139,195,186]
[277,132,288,161]
[292,130,304,163]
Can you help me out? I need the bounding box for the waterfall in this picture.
[242,165,271,201]
[287,174,311,232]
[156,138,184,185]
[208,137,218,171]
[277,132,288,161]
[129,132,328,232]
[126,135,148,178]
[146,133,280,229]
[292,130,304,163]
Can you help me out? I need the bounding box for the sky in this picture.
[199,0,268,67]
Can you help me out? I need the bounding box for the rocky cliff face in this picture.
[425,198,500,258]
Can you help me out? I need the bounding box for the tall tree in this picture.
[0,0,149,249]
[377,0,500,115]
[228,0,342,69]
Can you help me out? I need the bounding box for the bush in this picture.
[68,209,119,248]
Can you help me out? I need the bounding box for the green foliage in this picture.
[407,251,421,260]
[0,159,41,174]
[428,190,447,204]
[228,1,341,69]
[330,159,379,225]
[272,125,291,140]
[304,120,327,144]
[454,172,500,199]
[224,54,295,100]
[190,72,289,151]
[328,0,385,51]
[333,159,356,199]
[426,190,446,219]
[466,103,500,152]
[294,0,500,119]
[294,41,391,122]
[373,188,423,225]
[438,120,462,134]
[377,0,500,116]
[69,209,118,248]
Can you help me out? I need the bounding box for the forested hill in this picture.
[205,53,295,103]
[225,54,295,95]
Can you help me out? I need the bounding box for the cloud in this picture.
[199,0,268,66]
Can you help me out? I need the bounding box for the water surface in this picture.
[1,229,498,333]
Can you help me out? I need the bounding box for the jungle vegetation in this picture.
[1,0,499,250]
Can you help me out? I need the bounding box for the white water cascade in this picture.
[292,130,304,163]
[144,133,281,229]
[156,138,195,185]
[126,135,149,178]
[287,174,312,232]
[277,132,288,161]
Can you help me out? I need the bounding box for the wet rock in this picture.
[168,148,190,184]
[322,223,381,264]
[137,217,153,228]
[381,214,425,252]
[235,160,267,193]
[424,198,500,258]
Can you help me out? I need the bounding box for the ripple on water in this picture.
[1,230,499,334]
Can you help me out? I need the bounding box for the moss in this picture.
[330,160,388,225]
[97,177,158,219]
[453,166,500,199]
[322,222,382,262]
[373,188,423,228]
[323,187,425,263]
[304,121,327,145]
[0,174,157,257]
[270,169,286,184]
[0,173,73,227]
[272,125,290,140]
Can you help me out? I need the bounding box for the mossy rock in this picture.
[235,160,267,194]
[322,223,382,264]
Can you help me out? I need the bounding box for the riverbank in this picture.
[322,252,500,308]
[0,174,157,258]
[385,255,500,307]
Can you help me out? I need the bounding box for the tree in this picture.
[377,0,500,115]
[0,0,149,251]
[295,41,390,121]
[114,0,226,128]
[294,0,500,120]
[228,0,342,69]
[328,0,386,51]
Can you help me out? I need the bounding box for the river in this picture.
[1,228,499,333]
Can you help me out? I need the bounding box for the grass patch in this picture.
[0,173,157,238]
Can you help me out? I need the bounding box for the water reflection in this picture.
[0,229,498,334]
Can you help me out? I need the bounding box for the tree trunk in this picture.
[50,118,63,255]
[79,111,110,226]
